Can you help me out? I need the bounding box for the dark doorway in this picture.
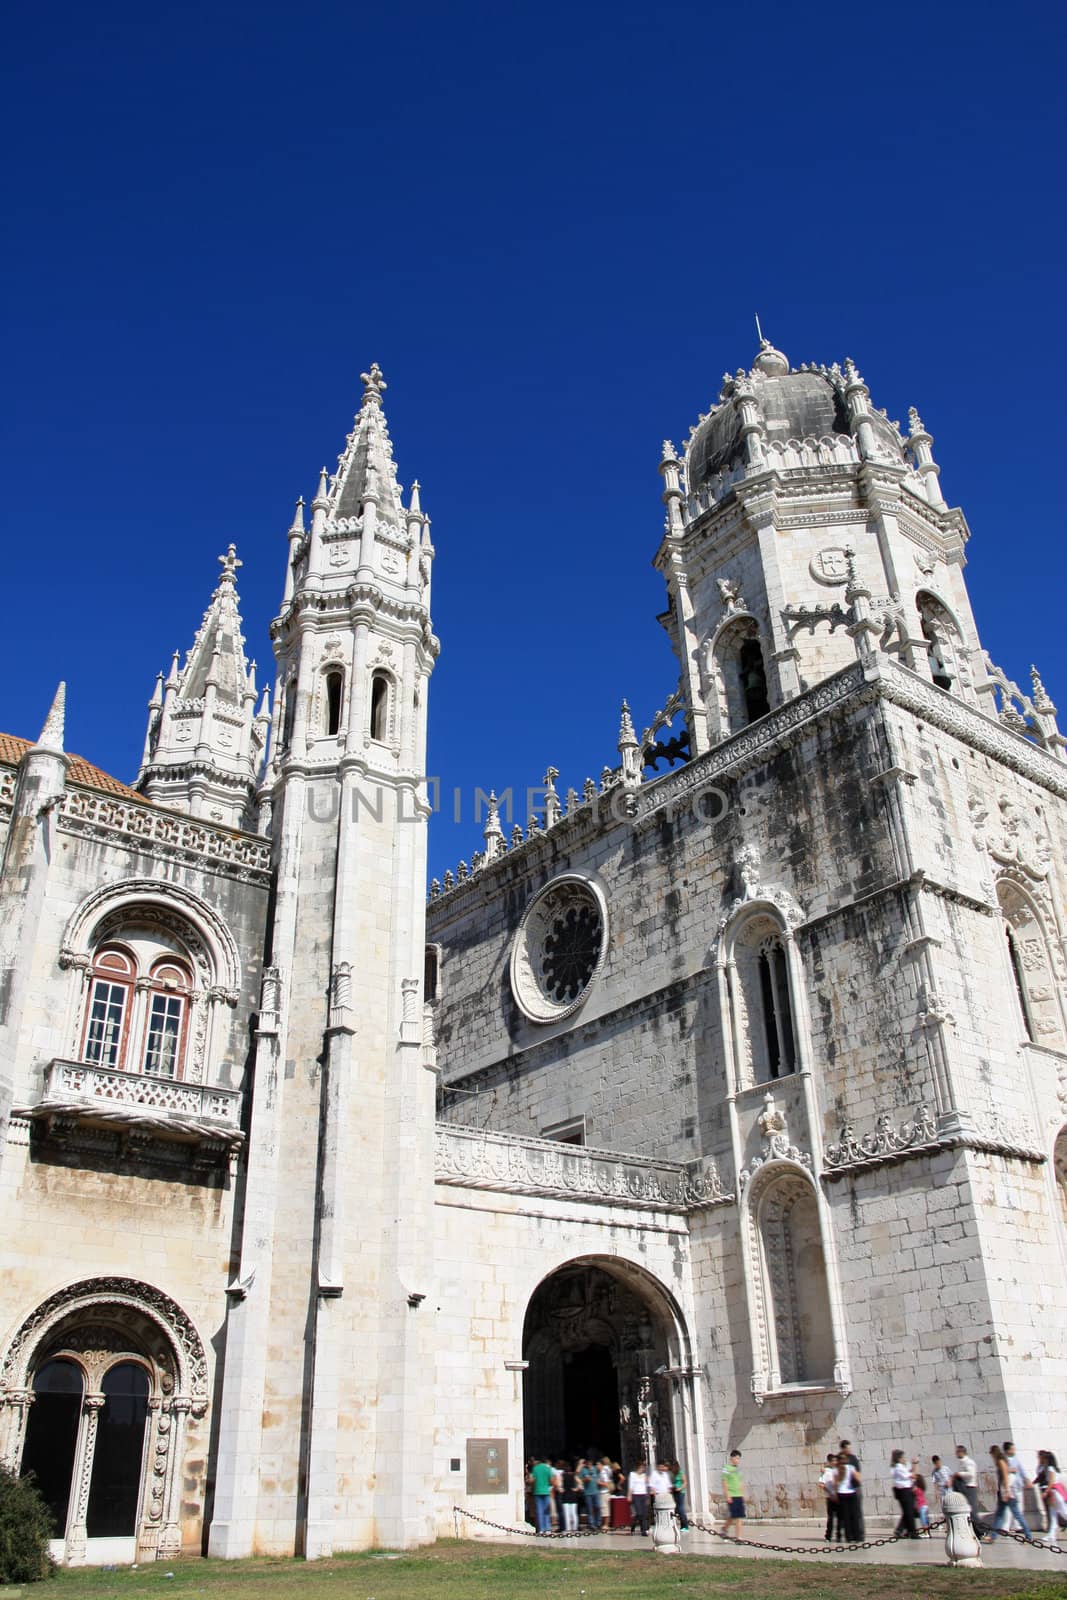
[562,1344,619,1462]
[20,1359,83,1537]
[86,1363,149,1537]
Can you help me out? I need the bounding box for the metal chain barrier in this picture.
[974,1521,1065,1555]
[454,1504,1065,1558]
[687,1514,946,1555]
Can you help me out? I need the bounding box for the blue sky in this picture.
[4,0,1064,881]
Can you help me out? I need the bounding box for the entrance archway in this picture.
[522,1258,686,1472]
[1,1278,208,1566]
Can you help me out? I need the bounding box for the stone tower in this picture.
[208,365,439,1557]
[137,546,270,828]
[657,338,991,755]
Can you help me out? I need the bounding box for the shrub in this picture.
[0,1465,54,1584]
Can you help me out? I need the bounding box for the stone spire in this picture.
[136,545,267,828]
[35,682,66,753]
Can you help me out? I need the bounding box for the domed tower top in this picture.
[684,342,905,498]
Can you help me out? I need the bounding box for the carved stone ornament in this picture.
[717,844,804,939]
[808,547,850,586]
[510,875,609,1024]
[0,1278,208,1413]
[739,1093,812,1187]
[717,577,746,613]
[434,1124,731,1212]
[824,1104,939,1169]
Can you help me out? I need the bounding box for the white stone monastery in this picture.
[2,343,1066,1565]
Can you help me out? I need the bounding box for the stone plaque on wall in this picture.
[466,1438,508,1495]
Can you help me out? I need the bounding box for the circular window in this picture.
[511,876,608,1023]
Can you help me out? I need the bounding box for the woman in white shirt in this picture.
[834,1456,862,1541]
[890,1449,920,1539]
[1036,1450,1066,1544]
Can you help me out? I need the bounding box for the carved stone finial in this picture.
[660,439,679,464]
[908,406,927,437]
[1031,665,1055,712]
[752,338,789,377]
[288,497,305,536]
[218,544,242,586]
[360,361,387,403]
[618,700,637,751]
[717,576,745,614]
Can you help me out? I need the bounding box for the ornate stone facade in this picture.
[1,340,1066,1564]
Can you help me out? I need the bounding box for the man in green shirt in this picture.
[721,1449,745,1539]
[530,1457,554,1534]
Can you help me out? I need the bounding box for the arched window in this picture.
[370,671,391,743]
[916,592,964,693]
[79,932,197,1080]
[996,880,1065,1050]
[739,638,770,723]
[757,938,795,1078]
[86,1363,150,1539]
[141,960,192,1078]
[424,944,440,1005]
[83,948,135,1068]
[323,669,343,737]
[728,915,800,1087]
[19,1359,84,1537]
[713,619,772,737]
[755,1175,834,1387]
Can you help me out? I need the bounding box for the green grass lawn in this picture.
[20,1542,1067,1600]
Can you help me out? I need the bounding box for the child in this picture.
[820,1453,842,1542]
[913,1472,931,1534]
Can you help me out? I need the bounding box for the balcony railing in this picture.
[434,1123,730,1212]
[15,1058,244,1158]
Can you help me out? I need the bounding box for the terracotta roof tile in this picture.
[0,732,145,801]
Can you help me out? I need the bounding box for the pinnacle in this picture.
[36,681,66,753]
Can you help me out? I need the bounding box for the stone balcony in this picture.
[434,1123,732,1212]
[13,1059,244,1172]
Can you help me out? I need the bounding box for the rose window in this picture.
[510,877,608,1023]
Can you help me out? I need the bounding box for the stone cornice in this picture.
[54,784,272,884]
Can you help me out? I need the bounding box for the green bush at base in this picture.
[0,1467,54,1584]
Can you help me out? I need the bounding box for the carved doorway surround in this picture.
[522,1259,691,1475]
[0,1279,207,1566]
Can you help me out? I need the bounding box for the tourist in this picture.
[913,1472,931,1534]
[1004,1441,1032,1516]
[838,1439,864,1538]
[988,1444,1032,1542]
[530,1455,554,1534]
[670,1459,689,1530]
[551,1460,564,1530]
[951,1444,980,1534]
[578,1457,599,1529]
[627,1459,649,1535]
[720,1449,745,1539]
[891,1450,920,1539]
[820,1453,843,1541]
[560,1459,581,1532]
[597,1457,614,1528]
[930,1454,950,1505]
[834,1452,862,1541]
[1035,1450,1066,1543]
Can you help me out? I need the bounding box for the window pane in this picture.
[86,1363,149,1538]
[143,994,183,1077]
[85,981,127,1067]
[21,1360,84,1537]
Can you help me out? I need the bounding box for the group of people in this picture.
[820,1439,1065,1545]
[525,1455,688,1535]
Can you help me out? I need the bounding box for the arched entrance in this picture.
[0,1279,208,1566]
[522,1258,686,1472]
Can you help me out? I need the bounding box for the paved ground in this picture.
[460,1514,1067,1572]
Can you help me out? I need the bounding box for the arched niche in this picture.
[747,1166,835,1391]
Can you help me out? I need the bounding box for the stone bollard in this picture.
[943,1489,983,1567]
[651,1491,680,1554]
